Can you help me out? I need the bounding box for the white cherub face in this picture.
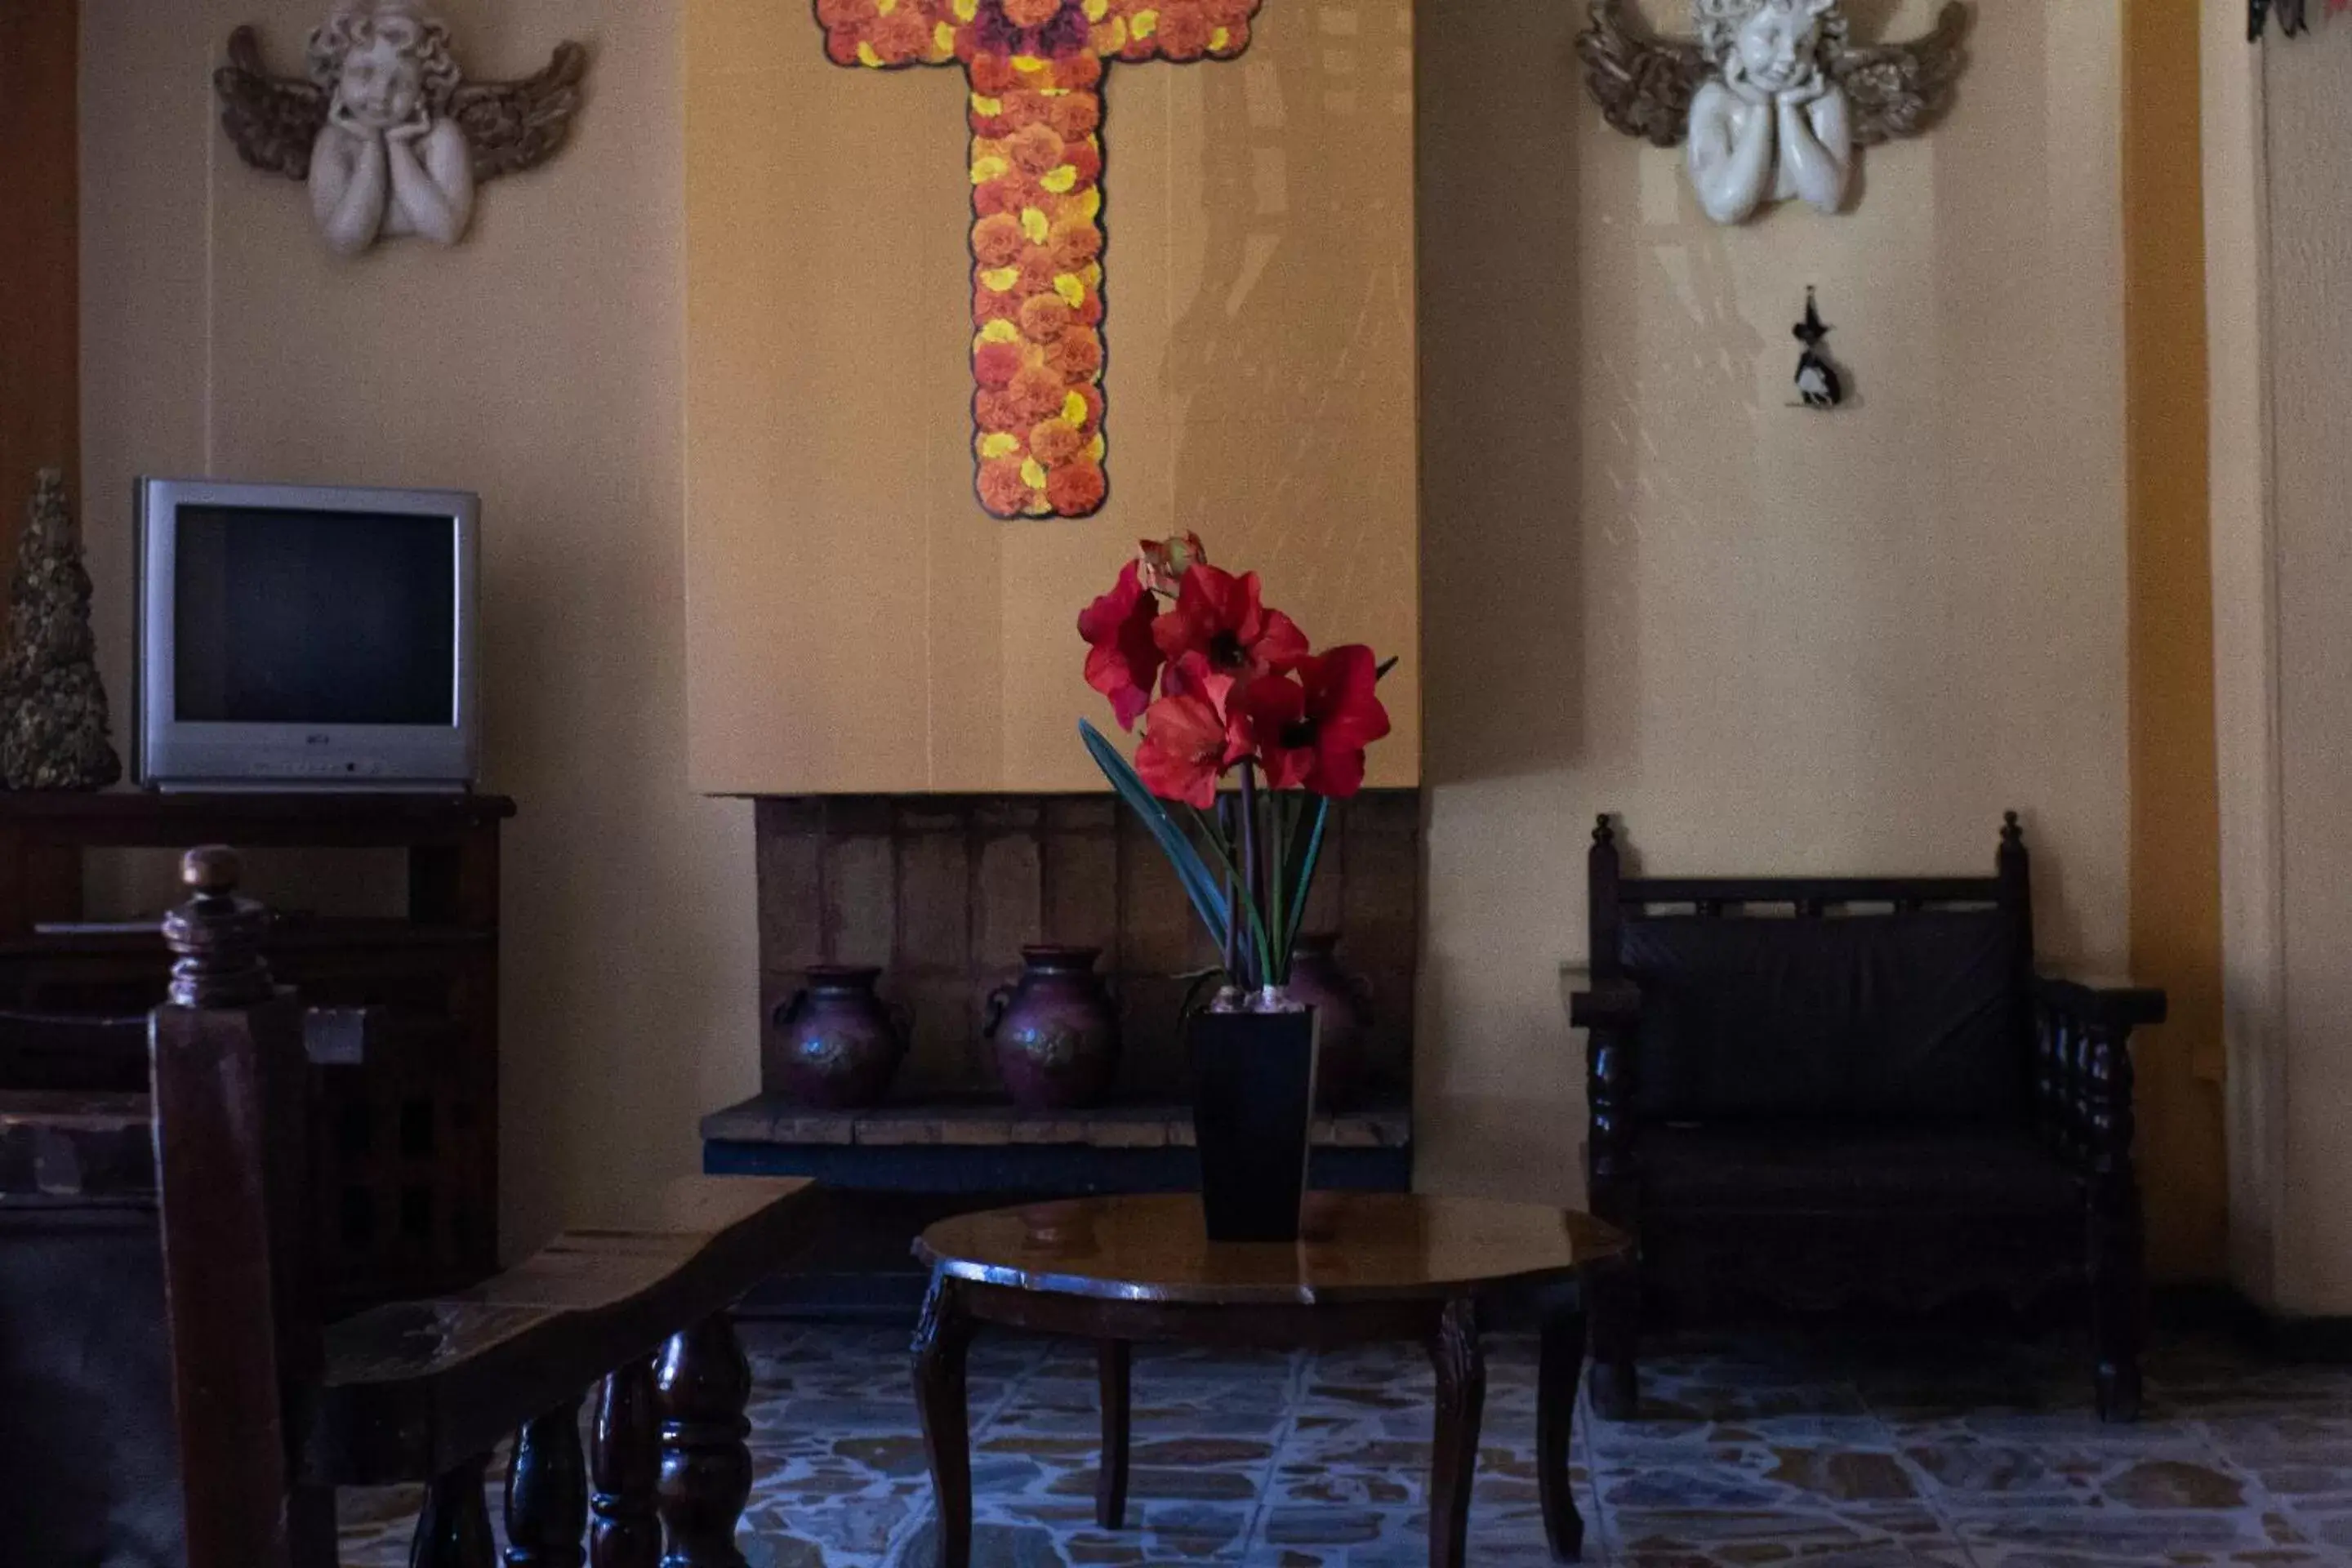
[1733,2,1828,92]
[336,33,425,129]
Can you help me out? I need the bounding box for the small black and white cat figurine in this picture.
[1793,287,1844,411]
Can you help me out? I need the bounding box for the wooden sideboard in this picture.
[0,791,512,1303]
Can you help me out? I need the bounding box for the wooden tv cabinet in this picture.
[0,791,514,1302]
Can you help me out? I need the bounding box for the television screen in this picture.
[172,506,458,728]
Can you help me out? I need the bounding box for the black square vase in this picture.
[1187,1007,1320,1242]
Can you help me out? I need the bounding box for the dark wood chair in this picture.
[1568,814,2166,1423]
[0,846,815,1568]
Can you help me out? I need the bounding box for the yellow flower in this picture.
[1040,166,1080,194]
[980,433,1022,459]
[857,41,884,66]
[1097,17,1129,49]
[1078,187,1102,221]
[1021,207,1051,243]
[980,266,1021,292]
[1085,0,1111,17]
[1210,26,1230,49]
[1132,9,1160,39]
[1062,390,1089,424]
[972,154,1010,184]
[1021,457,1049,489]
[933,21,956,52]
[955,0,978,17]
[1054,274,1087,308]
[1087,433,1107,461]
[1013,54,1046,72]
[978,319,1022,344]
[972,92,1003,115]
[877,0,897,12]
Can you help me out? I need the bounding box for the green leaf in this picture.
[1281,794,1331,965]
[1079,719,1230,948]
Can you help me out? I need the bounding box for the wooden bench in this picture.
[0,848,815,1568]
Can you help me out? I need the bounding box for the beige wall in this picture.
[681,0,1419,795]
[80,0,753,1251]
[2207,9,2352,1316]
[1414,0,2132,1200]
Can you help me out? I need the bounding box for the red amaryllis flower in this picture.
[1134,684,1244,808]
[1077,562,1162,728]
[1235,645,1392,798]
[1152,564,1308,685]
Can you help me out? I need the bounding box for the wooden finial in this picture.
[163,845,274,1008]
[2002,810,2025,848]
[1593,815,1615,846]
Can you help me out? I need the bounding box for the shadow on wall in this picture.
[1419,0,1592,786]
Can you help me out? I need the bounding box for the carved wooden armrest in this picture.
[2030,973,2165,1177]
[1568,976,1644,1031]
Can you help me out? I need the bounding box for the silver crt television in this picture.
[136,478,479,791]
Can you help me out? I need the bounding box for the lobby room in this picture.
[7,0,2352,1563]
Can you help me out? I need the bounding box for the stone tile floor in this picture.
[340,1322,2352,1566]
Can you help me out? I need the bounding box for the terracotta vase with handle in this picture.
[768,965,906,1110]
[985,945,1121,1111]
[1285,931,1374,1109]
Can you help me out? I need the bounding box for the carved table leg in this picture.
[506,1395,590,1568]
[1538,1295,1588,1562]
[412,1454,497,1568]
[1096,1339,1131,1530]
[1427,1298,1487,1568]
[655,1314,754,1568]
[913,1269,978,1568]
[593,1359,662,1568]
[1585,1254,1639,1422]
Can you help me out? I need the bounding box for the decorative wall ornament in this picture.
[2252,0,2350,38]
[1,471,122,792]
[1576,0,1969,225]
[813,0,1264,520]
[213,1,588,256]
[1792,287,1843,409]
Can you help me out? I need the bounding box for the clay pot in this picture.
[986,946,1121,1111]
[1286,932,1374,1109]
[769,966,906,1110]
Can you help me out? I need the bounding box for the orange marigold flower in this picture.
[1018,246,1061,293]
[1066,141,1102,185]
[1156,8,1211,58]
[978,458,1036,517]
[1018,294,1076,341]
[1046,461,1108,516]
[1075,292,1105,327]
[1050,95,1101,138]
[1029,417,1086,465]
[1007,122,1065,176]
[1058,55,1102,89]
[1071,383,1106,432]
[973,176,1031,216]
[825,27,866,64]
[817,0,875,25]
[1203,0,1256,22]
[974,341,1027,389]
[1004,0,1062,24]
[973,283,1020,324]
[975,390,1027,431]
[1000,91,1054,130]
[969,53,1019,93]
[869,7,931,59]
[1047,328,1104,381]
[1049,222,1103,270]
[1009,363,1068,421]
[973,212,1026,267]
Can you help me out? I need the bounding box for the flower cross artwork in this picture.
[814,0,1262,519]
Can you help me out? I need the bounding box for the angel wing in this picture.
[1830,1,1970,147]
[450,43,590,183]
[1575,0,1708,149]
[213,26,327,180]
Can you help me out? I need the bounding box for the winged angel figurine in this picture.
[215,0,587,256]
[1577,0,1968,224]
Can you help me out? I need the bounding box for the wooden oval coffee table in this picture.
[911,1192,1631,1568]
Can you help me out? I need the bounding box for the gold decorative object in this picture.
[2,470,122,793]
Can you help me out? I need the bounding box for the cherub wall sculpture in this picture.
[1577,0,1968,225]
[215,0,587,256]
